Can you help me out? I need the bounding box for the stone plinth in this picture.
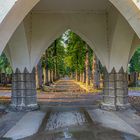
[101,67,130,111]
[10,68,38,111]
[102,68,117,110]
[116,68,130,110]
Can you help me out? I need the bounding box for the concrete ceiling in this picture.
[33,0,111,13]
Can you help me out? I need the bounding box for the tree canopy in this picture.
[39,30,96,77]
[0,53,12,74]
[129,48,140,73]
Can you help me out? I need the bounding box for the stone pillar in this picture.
[116,68,130,109]
[101,67,130,110]
[101,68,117,110]
[11,68,38,111]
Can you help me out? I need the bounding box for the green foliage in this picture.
[41,37,66,76]
[40,30,95,76]
[129,48,140,73]
[64,30,93,75]
[0,53,12,74]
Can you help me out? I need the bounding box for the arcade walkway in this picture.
[0,79,101,109]
[38,79,101,109]
[0,79,140,139]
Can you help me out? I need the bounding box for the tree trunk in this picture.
[135,72,139,86]
[52,70,54,82]
[92,55,100,89]
[48,70,50,83]
[53,69,55,81]
[50,70,53,83]
[35,66,39,89]
[36,60,43,89]
[54,40,58,80]
[99,74,103,89]
[80,72,83,82]
[85,44,90,86]
[76,70,78,81]
[45,65,49,85]
[82,72,84,83]
[43,67,46,85]
[83,68,86,83]
[54,65,57,80]
[45,51,49,85]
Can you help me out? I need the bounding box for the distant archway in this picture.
[34,28,104,69]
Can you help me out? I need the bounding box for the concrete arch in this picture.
[0,0,40,54]
[30,12,108,70]
[0,0,140,55]
[128,34,140,62]
[33,27,105,68]
[1,0,136,111]
[109,0,140,38]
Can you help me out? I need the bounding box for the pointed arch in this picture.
[0,0,40,54]
[33,27,106,69]
[0,0,140,55]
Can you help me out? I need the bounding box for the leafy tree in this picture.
[40,30,98,82]
[64,31,86,77]
[0,53,12,74]
[129,48,140,73]
[0,53,12,85]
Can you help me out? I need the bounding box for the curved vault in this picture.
[1,0,140,72]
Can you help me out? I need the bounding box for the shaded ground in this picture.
[0,80,140,118]
[0,80,139,110]
[20,109,140,140]
[0,112,25,137]
[0,80,140,140]
[39,80,101,110]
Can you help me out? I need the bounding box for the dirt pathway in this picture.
[38,79,101,109]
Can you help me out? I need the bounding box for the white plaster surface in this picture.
[0,0,140,73]
[0,0,17,23]
[88,109,140,137]
[4,111,45,140]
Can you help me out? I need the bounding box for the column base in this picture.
[101,103,117,111]
[9,104,39,112]
[101,102,131,111]
[11,68,38,112]
[117,103,131,110]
